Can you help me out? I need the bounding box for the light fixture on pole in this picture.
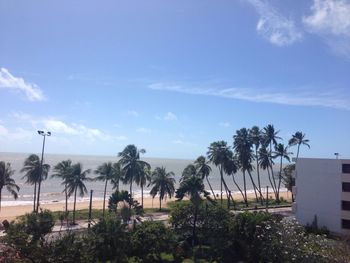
[334,153,340,160]
[36,130,51,212]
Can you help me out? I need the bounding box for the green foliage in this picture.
[130,221,175,262]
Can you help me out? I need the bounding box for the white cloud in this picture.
[136,127,152,133]
[303,0,350,57]
[127,110,139,117]
[0,125,33,141]
[0,68,45,101]
[247,0,303,46]
[149,83,350,110]
[164,112,178,121]
[219,122,231,128]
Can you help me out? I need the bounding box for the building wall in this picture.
[295,158,342,233]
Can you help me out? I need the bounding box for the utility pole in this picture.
[88,190,93,229]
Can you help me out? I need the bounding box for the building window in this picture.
[342,201,350,211]
[343,183,350,192]
[342,164,350,173]
[342,219,350,229]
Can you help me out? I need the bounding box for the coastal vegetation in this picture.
[1,125,332,262]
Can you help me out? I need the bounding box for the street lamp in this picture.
[334,153,340,160]
[36,130,51,212]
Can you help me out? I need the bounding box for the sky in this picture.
[0,0,350,159]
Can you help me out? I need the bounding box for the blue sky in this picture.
[0,0,350,159]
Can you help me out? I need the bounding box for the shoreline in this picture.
[0,191,292,222]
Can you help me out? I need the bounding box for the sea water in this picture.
[0,152,285,206]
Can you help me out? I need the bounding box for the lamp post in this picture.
[335,153,340,160]
[36,130,51,212]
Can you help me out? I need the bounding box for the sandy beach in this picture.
[0,191,292,222]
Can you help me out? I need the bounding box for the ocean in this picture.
[0,152,285,206]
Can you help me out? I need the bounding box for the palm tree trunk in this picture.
[267,167,276,197]
[33,182,37,212]
[222,177,234,209]
[220,167,223,206]
[256,148,263,204]
[0,187,2,212]
[103,180,108,217]
[36,180,42,212]
[64,183,68,214]
[129,181,133,209]
[277,156,283,203]
[243,171,248,206]
[269,165,278,200]
[247,170,259,203]
[231,174,245,202]
[141,184,144,207]
[159,195,162,211]
[206,176,216,200]
[73,187,77,225]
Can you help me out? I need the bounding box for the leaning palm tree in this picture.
[181,164,197,182]
[207,141,232,206]
[118,145,150,205]
[21,154,50,212]
[273,143,292,202]
[223,156,245,204]
[94,162,119,217]
[111,162,122,192]
[134,162,151,207]
[52,160,73,214]
[66,163,91,225]
[288,131,310,162]
[259,146,277,199]
[233,128,260,205]
[249,126,264,203]
[262,124,282,153]
[149,167,175,211]
[0,161,20,211]
[176,175,211,247]
[194,156,216,200]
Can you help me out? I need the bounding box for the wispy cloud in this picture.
[247,0,303,46]
[127,110,139,117]
[149,83,350,110]
[136,127,152,133]
[0,125,33,141]
[219,122,231,128]
[0,68,45,101]
[303,0,350,57]
[156,111,178,121]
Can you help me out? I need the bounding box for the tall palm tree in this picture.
[273,143,292,202]
[0,162,20,211]
[194,156,216,200]
[21,154,50,212]
[52,160,73,214]
[207,141,232,206]
[223,155,245,204]
[134,162,151,207]
[66,163,91,224]
[111,162,122,192]
[249,126,264,203]
[94,162,119,217]
[149,167,175,211]
[118,145,150,205]
[259,146,277,199]
[288,131,310,162]
[181,164,197,182]
[176,175,211,247]
[262,124,282,153]
[233,128,260,205]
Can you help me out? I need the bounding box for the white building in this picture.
[294,158,350,235]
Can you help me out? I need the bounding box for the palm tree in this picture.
[249,126,264,203]
[181,164,197,182]
[149,167,175,211]
[194,156,216,200]
[262,124,282,153]
[108,190,130,214]
[259,146,277,199]
[52,160,73,214]
[134,162,151,207]
[288,131,310,162]
[207,141,232,206]
[118,145,150,205]
[0,162,20,211]
[223,155,245,204]
[273,143,292,202]
[111,162,122,192]
[233,128,260,205]
[66,163,91,224]
[21,154,50,212]
[176,175,211,247]
[94,162,119,217]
